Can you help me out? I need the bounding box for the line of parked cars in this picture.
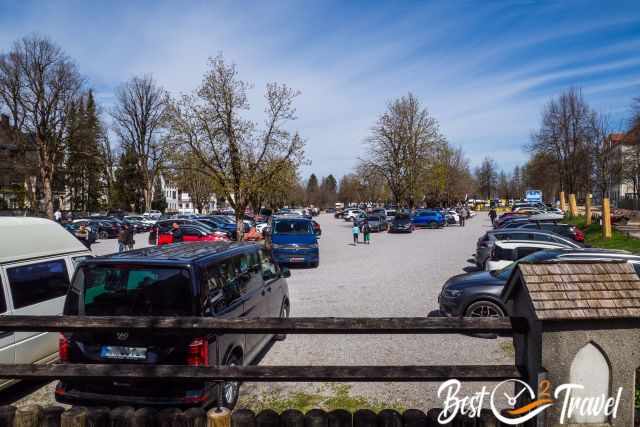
[336,206,474,234]
[436,202,638,319]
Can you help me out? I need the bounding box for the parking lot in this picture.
[9,212,513,410]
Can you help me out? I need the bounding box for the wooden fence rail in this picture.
[0,405,512,427]
[0,364,521,382]
[0,316,515,335]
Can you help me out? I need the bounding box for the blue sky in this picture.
[1,0,639,179]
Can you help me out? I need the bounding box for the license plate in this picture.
[100,345,147,360]
[289,257,305,263]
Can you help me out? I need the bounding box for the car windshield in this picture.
[73,264,193,316]
[273,220,313,234]
[395,214,410,220]
[492,249,563,280]
[367,216,380,221]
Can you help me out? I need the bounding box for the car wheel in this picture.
[99,231,108,239]
[274,301,290,341]
[429,221,438,229]
[220,353,242,409]
[464,301,505,318]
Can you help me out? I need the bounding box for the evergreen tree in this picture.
[306,173,319,205]
[112,147,145,212]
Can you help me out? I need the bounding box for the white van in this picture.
[0,217,92,390]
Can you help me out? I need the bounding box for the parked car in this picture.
[158,224,229,245]
[412,210,445,228]
[475,229,582,268]
[514,222,584,242]
[438,248,639,318]
[343,209,365,221]
[55,241,290,408]
[484,239,577,271]
[388,213,414,233]
[0,217,92,391]
[269,217,319,267]
[445,210,459,225]
[356,215,387,232]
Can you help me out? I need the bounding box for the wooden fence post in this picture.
[585,194,592,226]
[183,408,206,427]
[86,407,110,427]
[353,410,376,427]
[61,407,88,427]
[568,194,578,217]
[110,407,135,427]
[255,410,279,427]
[207,408,232,427]
[559,191,566,213]
[603,198,612,239]
[41,406,65,427]
[0,405,16,427]
[15,405,42,427]
[400,410,427,427]
[377,410,402,427]
[281,410,304,427]
[132,408,157,427]
[305,409,328,427]
[327,410,351,427]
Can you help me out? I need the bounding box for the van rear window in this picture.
[74,265,193,316]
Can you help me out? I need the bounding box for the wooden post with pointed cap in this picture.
[569,194,578,217]
[585,194,592,226]
[559,191,567,213]
[603,198,612,239]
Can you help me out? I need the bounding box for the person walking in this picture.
[489,208,497,226]
[362,220,371,244]
[117,225,128,253]
[171,222,184,243]
[351,223,359,245]
[125,225,135,250]
[54,209,62,223]
[459,208,466,227]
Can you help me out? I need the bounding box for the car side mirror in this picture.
[280,267,291,278]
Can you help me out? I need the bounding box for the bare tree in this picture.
[111,75,168,213]
[171,152,216,213]
[530,88,595,196]
[474,157,498,199]
[0,35,83,217]
[589,114,622,200]
[361,93,444,208]
[168,55,306,238]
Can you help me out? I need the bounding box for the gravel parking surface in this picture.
[245,213,513,410]
[10,214,514,410]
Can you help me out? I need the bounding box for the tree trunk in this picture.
[144,180,154,213]
[235,210,245,241]
[42,172,54,219]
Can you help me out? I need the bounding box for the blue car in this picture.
[270,217,319,268]
[412,210,445,228]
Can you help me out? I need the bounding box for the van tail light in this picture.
[186,337,208,366]
[59,334,70,362]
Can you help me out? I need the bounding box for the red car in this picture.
[312,220,321,235]
[158,225,229,245]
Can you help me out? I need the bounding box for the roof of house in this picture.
[506,261,640,320]
[609,132,634,147]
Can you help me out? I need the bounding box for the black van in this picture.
[55,241,290,408]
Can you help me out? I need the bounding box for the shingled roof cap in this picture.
[503,260,640,320]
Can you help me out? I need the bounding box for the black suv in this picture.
[55,241,290,408]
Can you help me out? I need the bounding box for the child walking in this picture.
[362,221,371,244]
[352,223,360,245]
